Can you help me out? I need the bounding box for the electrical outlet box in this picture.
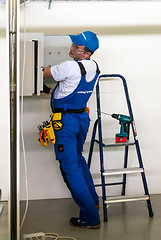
[20,33,44,96]
[23,232,45,240]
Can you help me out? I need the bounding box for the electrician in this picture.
[43,31,100,229]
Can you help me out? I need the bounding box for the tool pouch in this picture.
[38,119,56,146]
[45,121,56,144]
[51,112,63,131]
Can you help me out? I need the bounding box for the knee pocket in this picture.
[54,141,65,160]
[54,139,77,162]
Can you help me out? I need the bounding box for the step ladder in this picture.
[88,74,154,222]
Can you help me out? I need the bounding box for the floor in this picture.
[1,195,161,240]
[0,202,8,240]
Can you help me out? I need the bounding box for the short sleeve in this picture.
[50,61,71,82]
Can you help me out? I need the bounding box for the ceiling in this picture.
[0,0,157,4]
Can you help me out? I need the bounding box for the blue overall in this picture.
[51,61,100,225]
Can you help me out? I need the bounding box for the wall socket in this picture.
[23,232,45,240]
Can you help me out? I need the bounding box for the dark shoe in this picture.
[70,217,100,229]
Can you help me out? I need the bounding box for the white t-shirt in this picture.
[50,59,97,99]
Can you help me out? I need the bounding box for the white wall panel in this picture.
[0,34,10,200]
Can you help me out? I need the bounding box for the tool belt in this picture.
[53,107,90,115]
[51,107,90,130]
[37,112,64,146]
[53,108,86,114]
[38,108,90,146]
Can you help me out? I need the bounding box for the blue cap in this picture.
[69,31,99,52]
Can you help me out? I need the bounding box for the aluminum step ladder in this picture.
[88,74,154,222]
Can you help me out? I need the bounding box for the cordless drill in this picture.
[111,114,133,143]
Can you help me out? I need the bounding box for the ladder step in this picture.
[104,142,135,148]
[103,167,144,176]
[95,139,135,148]
[105,195,149,204]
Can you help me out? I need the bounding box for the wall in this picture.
[0,5,10,201]
[19,1,161,200]
[0,1,161,201]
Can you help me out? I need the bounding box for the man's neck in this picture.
[74,57,91,61]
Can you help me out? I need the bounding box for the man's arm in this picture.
[43,67,52,78]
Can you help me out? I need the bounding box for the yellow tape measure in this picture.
[51,112,63,130]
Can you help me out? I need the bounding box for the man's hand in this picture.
[41,84,51,94]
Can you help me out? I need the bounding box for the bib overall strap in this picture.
[77,61,87,76]
[93,60,100,74]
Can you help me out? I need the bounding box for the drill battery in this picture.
[116,136,127,143]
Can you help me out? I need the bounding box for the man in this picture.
[43,31,100,229]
